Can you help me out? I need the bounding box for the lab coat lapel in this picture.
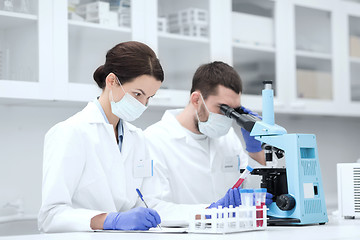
[82,102,121,161]
[119,122,134,162]
[103,124,121,156]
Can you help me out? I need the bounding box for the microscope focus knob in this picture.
[276,194,295,211]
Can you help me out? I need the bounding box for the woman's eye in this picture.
[134,92,141,97]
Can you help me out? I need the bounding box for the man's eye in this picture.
[134,92,141,97]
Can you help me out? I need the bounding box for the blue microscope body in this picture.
[252,82,328,225]
[222,81,328,225]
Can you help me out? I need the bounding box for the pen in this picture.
[136,188,162,230]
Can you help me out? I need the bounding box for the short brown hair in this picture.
[190,61,242,99]
[93,41,164,89]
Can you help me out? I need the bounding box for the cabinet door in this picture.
[232,0,276,95]
[282,0,340,115]
[0,0,52,100]
[157,0,210,90]
[295,5,333,101]
[349,16,360,102]
[152,0,211,107]
[342,0,360,115]
[231,0,277,112]
[0,0,38,82]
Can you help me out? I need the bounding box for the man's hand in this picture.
[208,188,241,209]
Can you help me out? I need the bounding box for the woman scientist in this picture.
[38,41,164,232]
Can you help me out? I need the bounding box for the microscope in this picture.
[220,81,328,225]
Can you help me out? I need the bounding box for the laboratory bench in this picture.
[0,216,359,240]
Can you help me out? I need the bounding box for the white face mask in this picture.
[196,93,233,138]
[110,76,147,122]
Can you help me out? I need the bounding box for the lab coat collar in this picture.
[161,109,192,139]
[162,109,210,153]
[80,102,108,124]
[82,101,137,133]
[80,101,137,140]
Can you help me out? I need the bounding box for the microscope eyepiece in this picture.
[220,104,237,118]
[220,104,258,132]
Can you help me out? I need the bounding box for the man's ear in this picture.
[190,91,201,108]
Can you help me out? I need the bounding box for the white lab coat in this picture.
[142,109,249,223]
[38,102,152,233]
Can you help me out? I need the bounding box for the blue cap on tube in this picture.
[254,188,267,193]
[246,165,254,172]
[240,189,254,193]
[239,189,247,194]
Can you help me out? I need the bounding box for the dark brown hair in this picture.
[190,61,242,99]
[93,41,164,89]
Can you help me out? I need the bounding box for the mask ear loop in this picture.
[109,90,114,103]
[109,73,124,103]
[110,74,127,104]
[195,110,201,122]
[113,73,126,94]
[199,92,211,114]
[195,92,210,123]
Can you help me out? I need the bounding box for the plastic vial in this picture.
[240,189,254,227]
[254,188,267,227]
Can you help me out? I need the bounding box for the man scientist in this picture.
[142,61,270,223]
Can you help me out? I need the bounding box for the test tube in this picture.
[240,189,254,227]
[232,165,254,189]
[254,188,267,227]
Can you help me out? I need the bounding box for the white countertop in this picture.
[0,216,359,240]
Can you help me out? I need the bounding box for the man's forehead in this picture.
[206,90,241,108]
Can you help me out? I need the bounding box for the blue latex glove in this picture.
[240,106,263,153]
[103,207,161,230]
[266,192,274,205]
[208,188,241,209]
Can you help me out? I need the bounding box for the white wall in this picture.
[0,104,359,217]
[0,103,85,216]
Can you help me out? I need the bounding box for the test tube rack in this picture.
[188,205,267,234]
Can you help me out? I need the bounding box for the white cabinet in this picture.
[0,0,359,116]
[0,0,53,101]
[239,0,360,116]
